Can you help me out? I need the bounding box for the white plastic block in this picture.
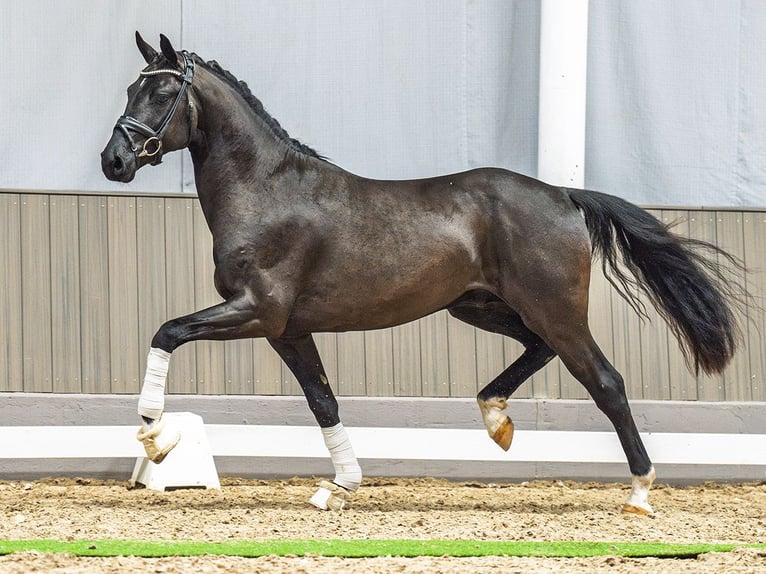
[130,412,220,491]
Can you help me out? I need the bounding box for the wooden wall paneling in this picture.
[225,339,254,395]
[20,195,53,392]
[191,202,226,395]
[0,194,24,391]
[49,195,82,393]
[107,196,140,393]
[336,332,367,396]
[716,211,751,401]
[163,198,197,394]
[365,328,395,397]
[136,197,167,392]
[79,196,111,393]
[661,210,698,400]
[419,312,450,397]
[530,359,561,399]
[446,313,478,397]
[743,212,766,401]
[392,322,423,397]
[6,192,766,404]
[252,337,283,395]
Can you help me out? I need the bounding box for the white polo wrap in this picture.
[321,423,362,491]
[138,347,171,420]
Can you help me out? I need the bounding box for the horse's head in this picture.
[101,32,197,182]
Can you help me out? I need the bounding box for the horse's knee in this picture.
[151,319,185,352]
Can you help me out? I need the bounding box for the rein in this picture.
[115,51,195,164]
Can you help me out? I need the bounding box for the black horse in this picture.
[102,33,744,514]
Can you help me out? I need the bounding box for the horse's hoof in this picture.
[492,416,514,451]
[309,480,352,511]
[477,397,514,451]
[136,417,181,464]
[621,502,654,516]
[622,467,656,516]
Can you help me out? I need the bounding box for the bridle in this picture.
[115,50,196,165]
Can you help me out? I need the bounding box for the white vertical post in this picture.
[538,0,589,188]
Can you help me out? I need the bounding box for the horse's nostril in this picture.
[113,156,124,174]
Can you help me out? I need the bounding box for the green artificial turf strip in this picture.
[0,539,763,558]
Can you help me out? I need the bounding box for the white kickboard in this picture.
[130,412,220,491]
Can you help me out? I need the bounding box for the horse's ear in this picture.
[135,31,158,64]
[159,34,180,67]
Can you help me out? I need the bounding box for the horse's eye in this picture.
[154,93,172,105]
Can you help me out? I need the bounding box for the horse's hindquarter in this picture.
[486,172,593,329]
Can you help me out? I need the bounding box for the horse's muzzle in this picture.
[101,133,137,183]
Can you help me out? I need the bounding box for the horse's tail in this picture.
[567,188,747,375]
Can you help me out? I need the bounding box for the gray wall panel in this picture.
[0,195,23,392]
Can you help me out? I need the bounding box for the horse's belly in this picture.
[284,262,482,334]
[283,209,490,334]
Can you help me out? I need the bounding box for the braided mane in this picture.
[196,56,324,159]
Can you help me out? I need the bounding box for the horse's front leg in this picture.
[269,334,362,511]
[136,293,282,463]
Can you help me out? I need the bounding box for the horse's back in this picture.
[289,167,591,333]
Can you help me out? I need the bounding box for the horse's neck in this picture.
[189,74,287,214]
[192,77,285,169]
[188,71,332,235]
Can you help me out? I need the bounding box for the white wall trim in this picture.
[1,423,764,467]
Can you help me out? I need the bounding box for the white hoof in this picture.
[136,416,181,464]
[622,466,656,516]
[309,480,352,511]
[622,500,654,516]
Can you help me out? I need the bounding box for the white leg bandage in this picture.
[309,423,362,511]
[136,348,180,463]
[321,423,362,491]
[138,347,171,420]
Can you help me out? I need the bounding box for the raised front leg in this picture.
[269,335,362,511]
[136,292,287,463]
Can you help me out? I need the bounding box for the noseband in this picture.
[116,51,195,165]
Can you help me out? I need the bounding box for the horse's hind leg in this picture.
[509,286,656,512]
[552,333,656,514]
[268,334,361,511]
[448,297,556,450]
[484,205,657,513]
